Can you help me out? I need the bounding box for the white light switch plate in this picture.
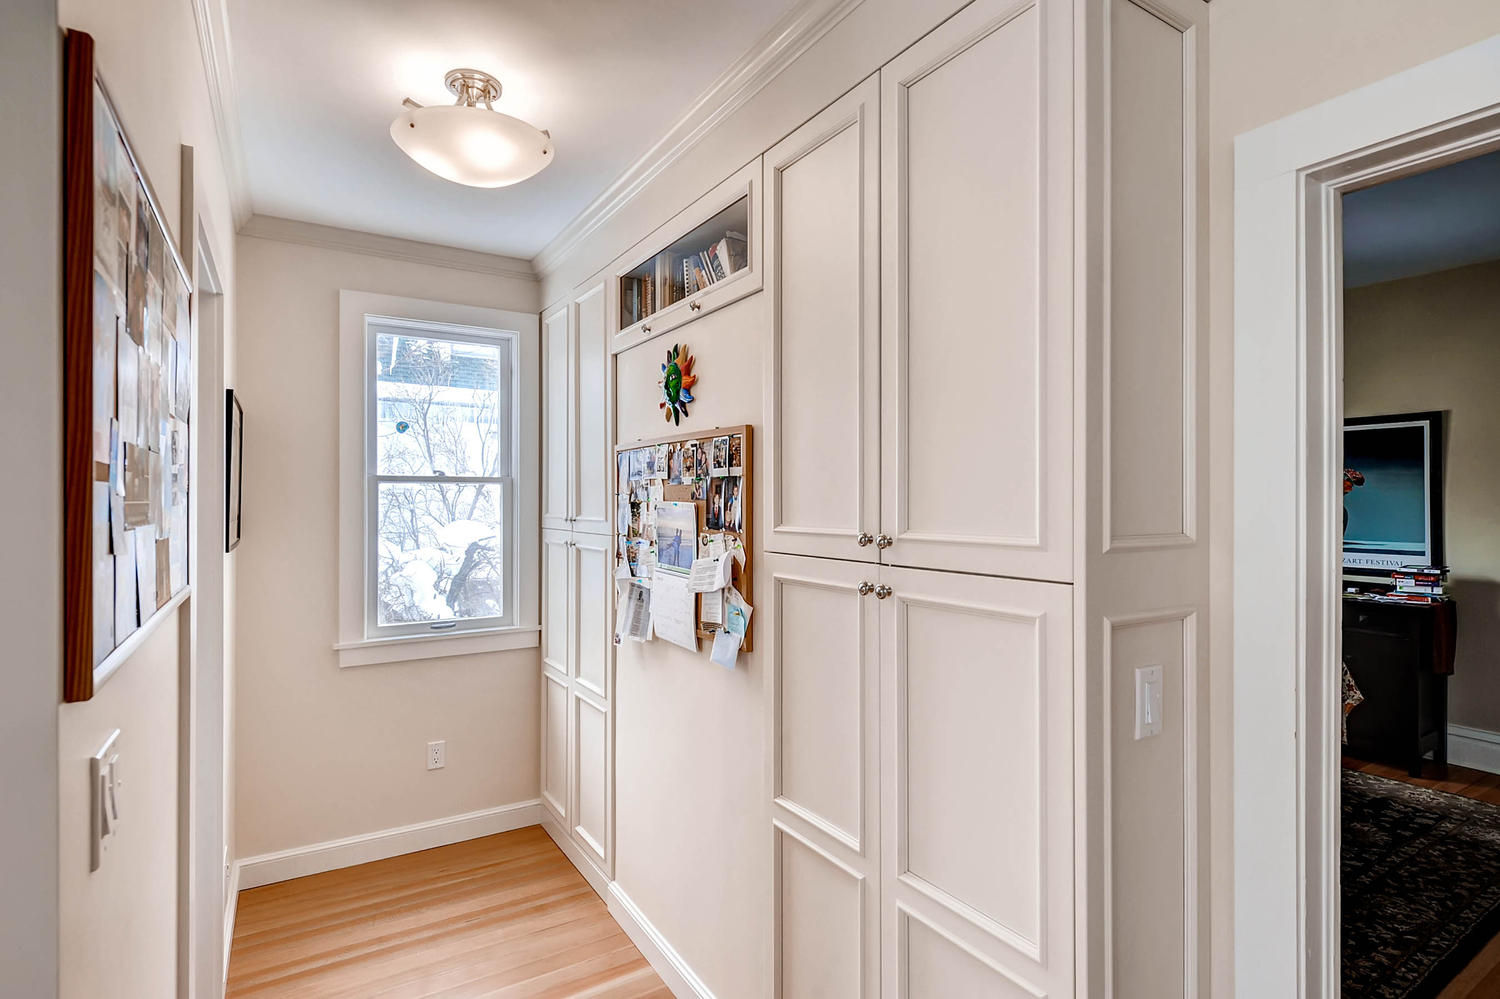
[90,729,121,872]
[1134,666,1164,740]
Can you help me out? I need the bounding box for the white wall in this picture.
[0,0,61,994]
[232,231,542,859]
[1344,259,1500,730]
[52,0,240,994]
[1207,3,1500,994]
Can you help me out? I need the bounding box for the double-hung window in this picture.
[365,316,516,637]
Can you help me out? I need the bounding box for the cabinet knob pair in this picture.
[857,581,892,599]
[856,533,894,549]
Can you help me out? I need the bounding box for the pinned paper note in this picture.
[710,628,742,669]
[725,586,752,638]
[687,556,734,593]
[650,571,699,651]
[701,589,723,627]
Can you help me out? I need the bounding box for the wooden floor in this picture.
[226,826,669,998]
[1343,758,1500,998]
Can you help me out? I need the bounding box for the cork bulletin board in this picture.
[614,424,753,652]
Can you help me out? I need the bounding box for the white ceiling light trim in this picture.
[391,68,554,188]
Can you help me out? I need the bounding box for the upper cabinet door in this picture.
[571,280,611,536]
[879,0,1073,581]
[542,301,572,531]
[763,75,881,564]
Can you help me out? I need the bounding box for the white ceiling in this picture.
[228,0,802,260]
[1343,148,1500,288]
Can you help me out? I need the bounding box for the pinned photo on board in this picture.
[652,444,669,479]
[723,476,743,532]
[728,434,743,475]
[706,478,725,530]
[655,501,697,574]
[710,435,730,477]
[668,443,685,484]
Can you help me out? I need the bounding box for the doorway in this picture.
[1232,33,1500,999]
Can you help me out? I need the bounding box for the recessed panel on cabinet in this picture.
[765,76,880,562]
[881,562,1072,994]
[901,912,1040,999]
[572,535,609,698]
[542,304,571,530]
[573,694,608,864]
[542,531,569,675]
[881,0,1072,580]
[572,281,611,535]
[1106,0,1194,549]
[542,671,568,820]
[772,560,875,846]
[778,826,868,998]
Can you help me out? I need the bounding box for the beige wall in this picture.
[232,234,542,858]
[0,0,60,993]
[1207,3,1500,992]
[1345,259,1500,730]
[53,0,240,993]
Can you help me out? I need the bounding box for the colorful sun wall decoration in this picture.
[658,343,697,424]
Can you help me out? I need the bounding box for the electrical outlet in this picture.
[427,740,446,770]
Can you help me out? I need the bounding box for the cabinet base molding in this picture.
[236,799,543,889]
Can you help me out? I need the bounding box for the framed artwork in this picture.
[63,30,194,701]
[226,389,243,552]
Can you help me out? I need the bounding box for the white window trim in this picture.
[338,290,539,667]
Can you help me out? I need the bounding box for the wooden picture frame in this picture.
[63,30,194,701]
[614,424,754,652]
[226,389,243,552]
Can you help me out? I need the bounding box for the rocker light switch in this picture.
[1134,666,1164,740]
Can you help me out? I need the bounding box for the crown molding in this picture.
[189,0,253,227]
[240,214,538,280]
[530,0,866,279]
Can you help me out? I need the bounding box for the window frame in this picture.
[336,291,539,668]
[364,315,517,639]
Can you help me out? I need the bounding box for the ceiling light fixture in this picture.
[390,68,553,188]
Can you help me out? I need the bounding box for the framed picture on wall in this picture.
[226,389,243,552]
[62,29,194,701]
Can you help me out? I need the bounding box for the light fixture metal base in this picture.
[445,68,501,108]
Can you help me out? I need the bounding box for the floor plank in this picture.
[1344,757,1500,999]
[227,826,665,999]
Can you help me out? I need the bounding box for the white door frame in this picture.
[1232,33,1500,998]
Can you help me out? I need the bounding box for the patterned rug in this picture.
[1343,769,1500,997]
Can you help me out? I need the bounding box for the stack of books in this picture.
[680,231,747,297]
[1390,565,1447,598]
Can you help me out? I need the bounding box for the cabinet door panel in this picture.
[880,0,1071,580]
[541,530,570,676]
[572,693,608,866]
[542,303,572,531]
[764,76,880,563]
[766,553,880,998]
[572,281,611,535]
[880,563,1072,999]
[572,534,609,699]
[542,670,569,822]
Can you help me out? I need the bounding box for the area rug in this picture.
[1343,768,1500,997]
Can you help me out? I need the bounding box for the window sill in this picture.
[334,625,540,668]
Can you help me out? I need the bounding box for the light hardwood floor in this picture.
[226,826,669,998]
[1343,758,1500,998]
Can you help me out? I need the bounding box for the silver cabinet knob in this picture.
[642,324,652,334]
[857,581,874,596]
[857,532,874,547]
[874,585,892,599]
[875,534,893,549]
[690,301,702,312]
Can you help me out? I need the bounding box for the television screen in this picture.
[1342,412,1444,575]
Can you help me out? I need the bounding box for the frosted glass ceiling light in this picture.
[391,68,553,188]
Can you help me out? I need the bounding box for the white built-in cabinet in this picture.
[540,275,613,877]
[765,0,1209,995]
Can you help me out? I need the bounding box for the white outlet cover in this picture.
[427,740,445,770]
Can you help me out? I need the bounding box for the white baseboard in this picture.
[606,882,717,999]
[1448,724,1500,775]
[236,799,543,890]
[536,818,713,999]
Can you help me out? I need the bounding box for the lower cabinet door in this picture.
[766,554,881,998]
[878,565,1074,999]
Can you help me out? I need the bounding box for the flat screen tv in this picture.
[1342,411,1445,577]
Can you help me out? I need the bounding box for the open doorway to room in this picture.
[1337,149,1500,998]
